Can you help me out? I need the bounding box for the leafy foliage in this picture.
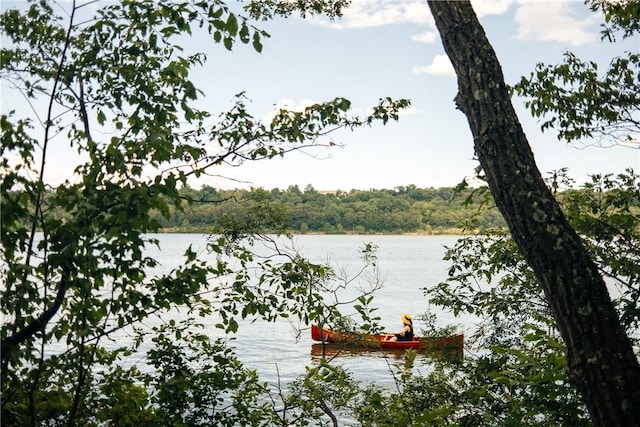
[157,184,507,234]
[513,0,640,147]
[2,0,639,425]
[245,0,350,21]
[559,170,640,333]
[0,1,408,425]
[513,51,640,146]
[418,170,639,426]
[590,0,640,41]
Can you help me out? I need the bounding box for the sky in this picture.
[2,0,639,192]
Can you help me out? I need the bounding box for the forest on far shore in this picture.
[159,184,507,234]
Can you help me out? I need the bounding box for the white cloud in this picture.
[411,31,437,44]
[317,0,432,29]
[398,105,423,116]
[412,54,454,77]
[471,0,512,17]
[312,0,597,50]
[514,1,598,46]
[307,0,518,36]
[331,0,512,29]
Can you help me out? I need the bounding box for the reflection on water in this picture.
[309,343,464,364]
[310,343,412,362]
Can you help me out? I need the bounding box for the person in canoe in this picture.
[384,313,414,341]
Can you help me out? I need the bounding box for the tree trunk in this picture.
[426,1,640,425]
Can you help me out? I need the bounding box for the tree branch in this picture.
[1,268,70,362]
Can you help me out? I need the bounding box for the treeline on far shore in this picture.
[157,184,507,235]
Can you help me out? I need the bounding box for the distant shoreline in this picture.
[157,227,488,235]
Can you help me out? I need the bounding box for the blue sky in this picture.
[195,0,638,191]
[2,0,638,191]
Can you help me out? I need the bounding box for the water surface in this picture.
[144,234,478,389]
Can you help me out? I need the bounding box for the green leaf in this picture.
[252,32,263,53]
[226,13,238,36]
[97,110,106,125]
[223,37,233,51]
[239,23,250,43]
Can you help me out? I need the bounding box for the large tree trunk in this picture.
[426,1,640,425]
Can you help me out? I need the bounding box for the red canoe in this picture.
[311,324,463,357]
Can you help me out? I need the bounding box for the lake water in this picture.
[141,234,478,390]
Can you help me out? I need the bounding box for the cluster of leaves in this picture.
[245,0,349,21]
[513,0,639,148]
[561,170,640,333]
[513,51,639,146]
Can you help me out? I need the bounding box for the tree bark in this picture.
[426,1,640,425]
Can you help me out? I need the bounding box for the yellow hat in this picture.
[401,314,412,325]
